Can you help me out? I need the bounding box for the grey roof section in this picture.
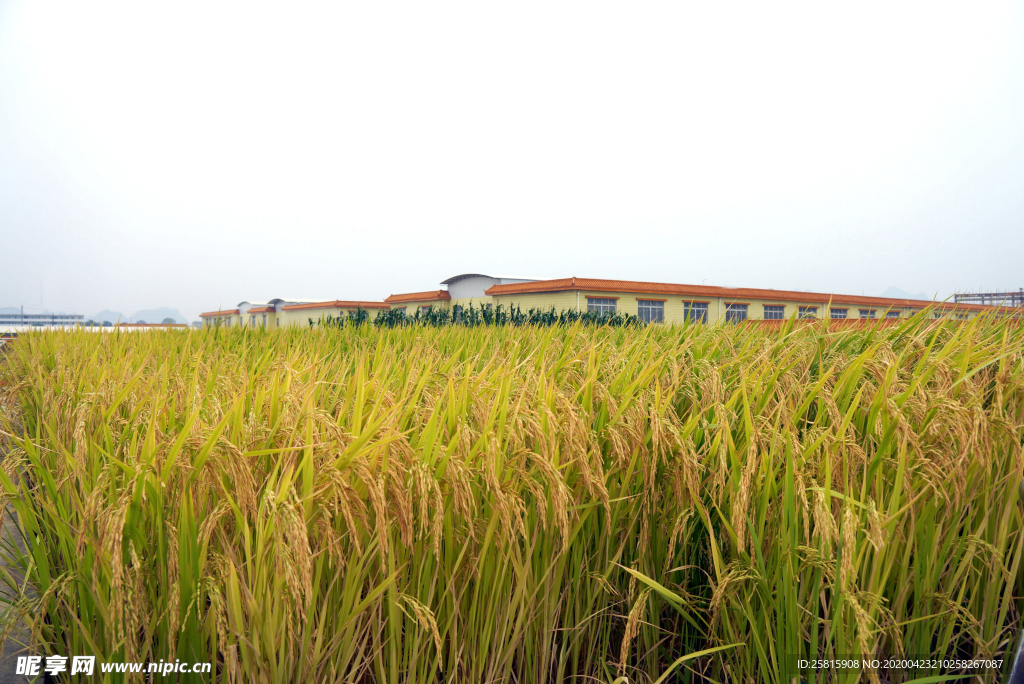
[440,274,539,285]
[238,298,321,313]
[440,274,493,285]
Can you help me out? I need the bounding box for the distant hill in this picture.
[83,308,187,324]
[129,308,187,324]
[880,287,930,301]
[87,310,126,324]
[3,306,185,323]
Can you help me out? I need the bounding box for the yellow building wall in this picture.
[203,313,241,329]
[716,298,938,322]
[490,291,578,314]
[389,300,450,313]
[280,306,389,327]
[490,291,927,323]
[277,309,301,327]
[585,292,705,323]
[718,299,913,322]
[492,291,695,322]
[280,307,340,327]
[724,299,806,322]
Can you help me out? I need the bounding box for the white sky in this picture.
[1,1,1022,320]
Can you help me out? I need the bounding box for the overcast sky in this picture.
[2,1,1022,320]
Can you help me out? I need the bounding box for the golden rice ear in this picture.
[618,587,651,677]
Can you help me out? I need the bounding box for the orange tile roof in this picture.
[116,323,188,328]
[486,277,722,298]
[485,278,1006,313]
[282,300,390,311]
[246,306,273,314]
[199,309,239,318]
[385,290,452,304]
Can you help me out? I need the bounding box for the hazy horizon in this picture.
[3,2,1022,322]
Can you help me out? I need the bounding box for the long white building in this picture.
[0,311,84,327]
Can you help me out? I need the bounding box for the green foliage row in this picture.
[309,303,644,329]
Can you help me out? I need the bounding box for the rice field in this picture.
[1,315,1023,683]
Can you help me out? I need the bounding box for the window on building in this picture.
[637,300,664,323]
[933,312,943,319]
[684,302,708,323]
[763,305,785,320]
[262,314,267,326]
[859,309,876,319]
[798,306,818,319]
[452,305,462,320]
[885,310,901,319]
[421,306,431,315]
[587,298,617,315]
[830,308,847,319]
[395,307,407,314]
[725,303,747,323]
[486,303,493,310]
